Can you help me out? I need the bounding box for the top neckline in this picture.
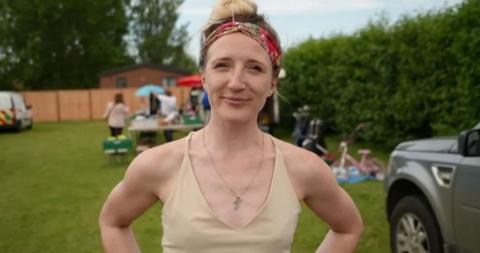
[185,130,279,230]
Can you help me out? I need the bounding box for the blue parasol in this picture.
[135,84,165,97]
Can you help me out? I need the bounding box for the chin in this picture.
[215,107,258,124]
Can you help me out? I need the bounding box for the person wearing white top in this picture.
[156,89,178,142]
[103,93,129,137]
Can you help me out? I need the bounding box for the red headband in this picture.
[201,21,281,70]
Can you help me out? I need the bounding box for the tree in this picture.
[0,0,132,90]
[282,0,479,147]
[130,0,196,72]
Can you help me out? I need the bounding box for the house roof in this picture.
[99,63,191,77]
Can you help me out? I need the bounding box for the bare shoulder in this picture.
[273,137,332,177]
[273,137,336,200]
[130,138,186,174]
[123,137,187,199]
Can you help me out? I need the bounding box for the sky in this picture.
[177,0,464,61]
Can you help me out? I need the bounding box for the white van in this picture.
[0,91,33,131]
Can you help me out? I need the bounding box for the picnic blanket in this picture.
[332,166,380,184]
[336,174,376,184]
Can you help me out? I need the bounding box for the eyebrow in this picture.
[210,57,231,63]
[246,59,267,68]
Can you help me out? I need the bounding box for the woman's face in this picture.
[202,33,277,124]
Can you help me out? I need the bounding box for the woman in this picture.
[103,93,129,137]
[99,1,363,252]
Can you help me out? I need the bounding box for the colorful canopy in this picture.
[135,84,164,97]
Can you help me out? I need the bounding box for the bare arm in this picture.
[292,150,363,253]
[98,152,161,253]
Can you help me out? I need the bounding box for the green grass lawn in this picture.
[0,121,390,253]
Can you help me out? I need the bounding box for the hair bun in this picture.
[209,0,257,22]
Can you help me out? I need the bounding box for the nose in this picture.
[227,67,246,90]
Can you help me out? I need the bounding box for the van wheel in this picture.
[390,195,443,253]
[13,120,22,132]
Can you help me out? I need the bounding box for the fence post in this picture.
[56,90,60,122]
[88,89,93,120]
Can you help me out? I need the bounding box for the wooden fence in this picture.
[21,87,191,122]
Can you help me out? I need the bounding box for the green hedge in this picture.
[280,0,480,147]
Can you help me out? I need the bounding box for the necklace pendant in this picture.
[233,197,242,210]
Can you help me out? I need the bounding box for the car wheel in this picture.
[390,195,443,253]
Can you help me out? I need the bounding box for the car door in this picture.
[453,132,480,252]
[12,94,27,127]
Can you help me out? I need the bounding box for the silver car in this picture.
[385,126,480,253]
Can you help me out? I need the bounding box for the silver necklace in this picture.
[201,129,265,210]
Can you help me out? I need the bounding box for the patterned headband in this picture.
[201,21,281,70]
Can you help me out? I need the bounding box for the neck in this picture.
[203,117,264,152]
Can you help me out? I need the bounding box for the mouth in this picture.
[221,96,251,105]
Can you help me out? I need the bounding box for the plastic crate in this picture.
[103,136,133,154]
[182,114,203,125]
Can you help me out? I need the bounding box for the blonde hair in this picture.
[200,0,281,75]
[207,0,257,24]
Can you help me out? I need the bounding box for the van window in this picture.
[0,94,12,109]
[12,94,26,110]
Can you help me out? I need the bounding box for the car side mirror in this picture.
[458,129,480,157]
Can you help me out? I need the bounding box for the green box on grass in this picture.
[103,136,133,154]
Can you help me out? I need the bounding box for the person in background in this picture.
[189,87,203,114]
[148,92,159,116]
[292,105,311,146]
[201,89,211,123]
[103,93,129,137]
[156,89,178,142]
[99,1,362,252]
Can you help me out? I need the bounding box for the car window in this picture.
[0,94,12,109]
[12,94,26,110]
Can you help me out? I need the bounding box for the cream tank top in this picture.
[161,133,301,253]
